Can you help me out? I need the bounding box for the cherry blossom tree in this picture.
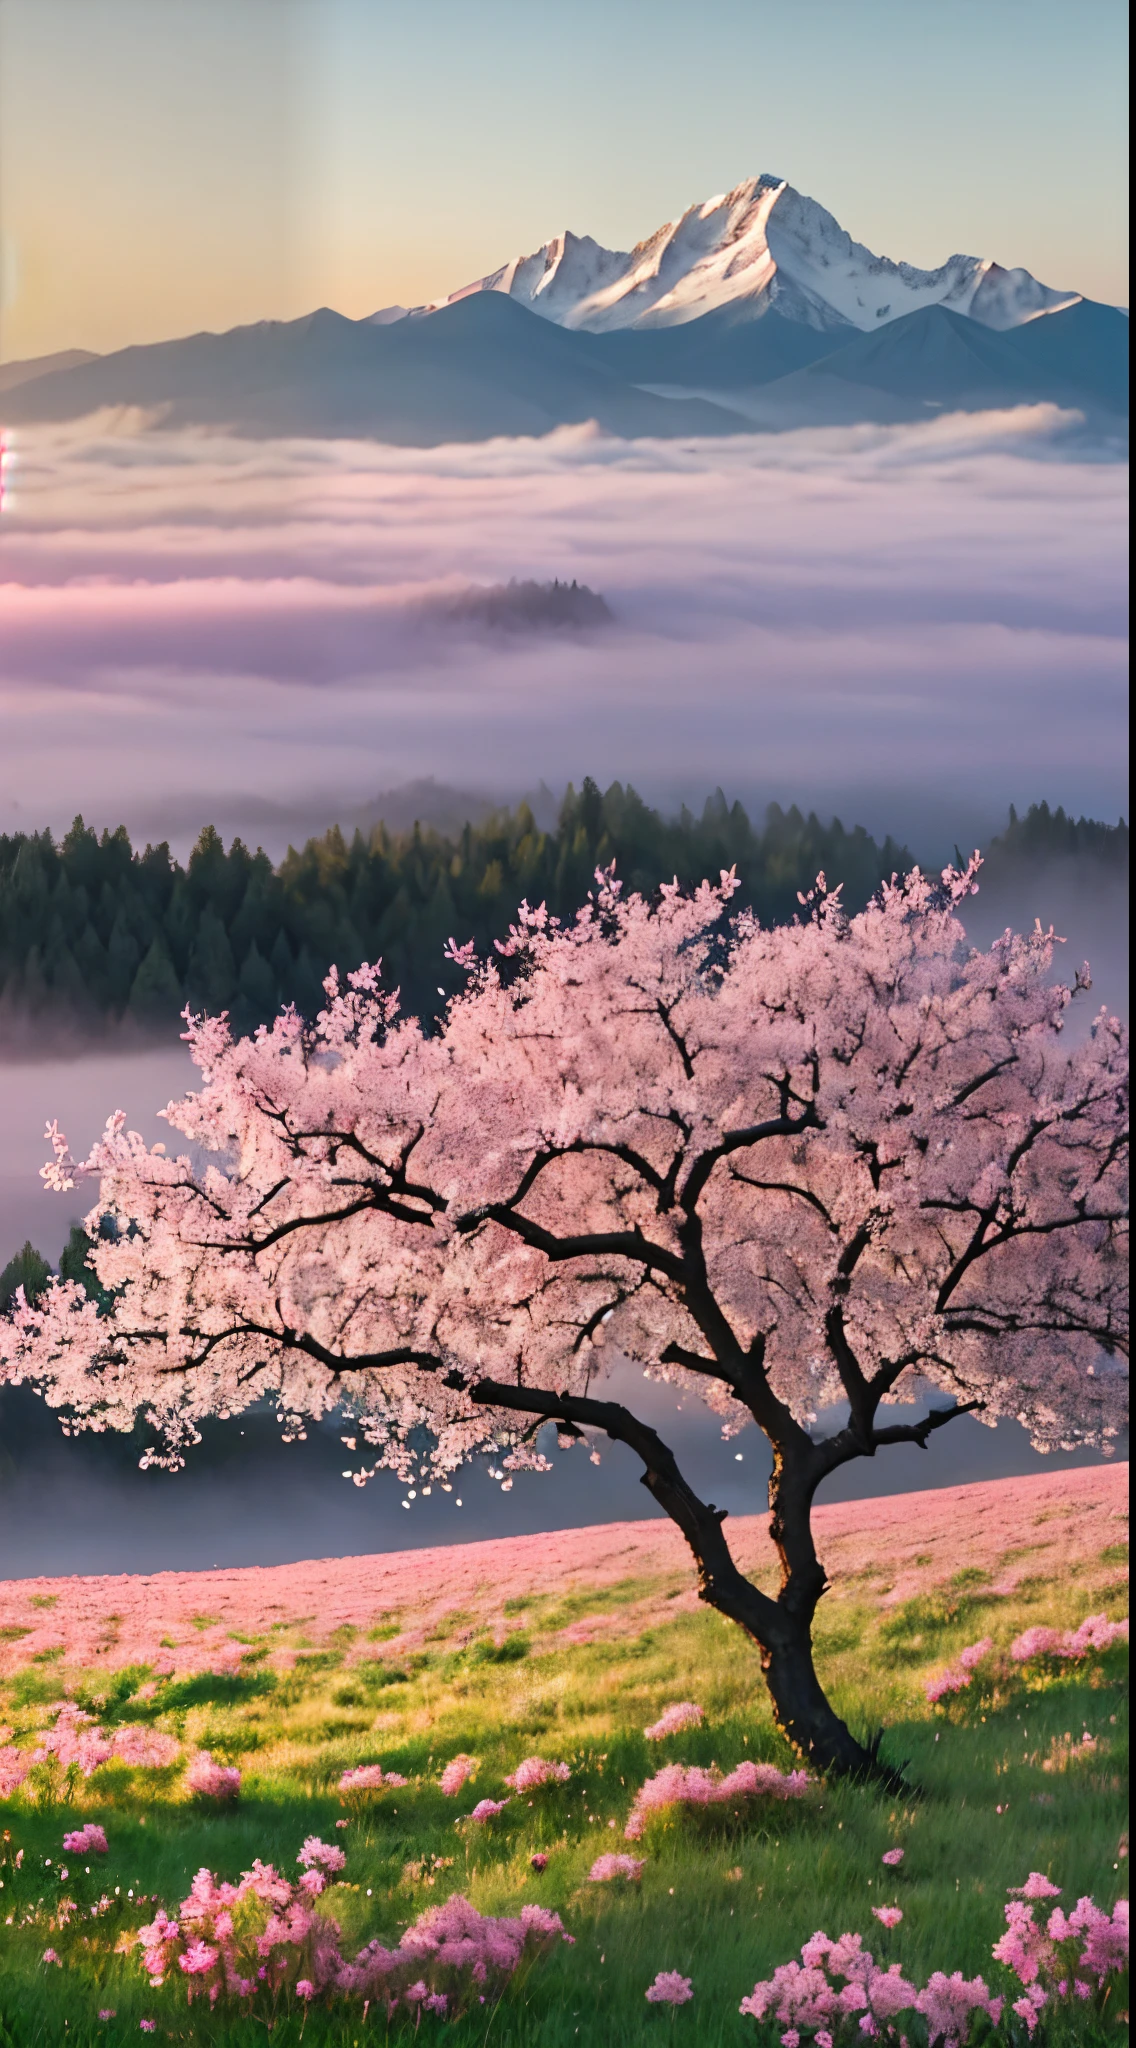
[2,864,1128,1783]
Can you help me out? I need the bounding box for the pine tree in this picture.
[129,935,183,1021]
[59,1224,112,1309]
[186,907,237,1012]
[106,907,142,1010]
[236,940,278,1024]
[0,1240,52,1313]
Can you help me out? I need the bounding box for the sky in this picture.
[0,0,1129,363]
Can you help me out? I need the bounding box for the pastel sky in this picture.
[0,0,1128,362]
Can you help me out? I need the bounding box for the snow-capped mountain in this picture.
[388,175,1080,335]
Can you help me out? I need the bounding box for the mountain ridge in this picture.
[393,173,1084,336]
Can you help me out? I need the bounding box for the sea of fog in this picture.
[0,405,1128,861]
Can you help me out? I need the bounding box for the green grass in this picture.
[0,1563,1127,2046]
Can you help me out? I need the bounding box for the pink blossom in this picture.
[42,1949,61,1966]
[468,1798,510,1823]
[881,1848,904,1867]
[530,1853,549,1872]
[646,1972,693,2005]
[504,1755,571,1791]
[644,1702,703,1740]
[63,1823,108,1855]
[872,1907,903,1929]
[957,1637,994,1670]
[296,1978,314,1999]
[589,1854,646,1883]
[438,1755,477,1796]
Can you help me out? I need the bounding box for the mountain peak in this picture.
[384,176,1079,338]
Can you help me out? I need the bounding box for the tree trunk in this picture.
[695,1563,903,1786]
[469,1371,910,1789]
[760,1618,899,1783]
[691,1436,910,1790]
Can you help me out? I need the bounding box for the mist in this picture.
[0,405,1126,860]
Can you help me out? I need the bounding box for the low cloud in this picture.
[0,407,1126,856]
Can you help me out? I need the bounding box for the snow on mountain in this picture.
[406,175,1080,335]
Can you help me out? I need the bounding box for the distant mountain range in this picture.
[394,174,1084,334]
[2,176,1127,443]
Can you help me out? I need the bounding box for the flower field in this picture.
[0,1467,1128,2045]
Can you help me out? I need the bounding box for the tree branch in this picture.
[468,1375,782,1638]
[451,1204,687,1283]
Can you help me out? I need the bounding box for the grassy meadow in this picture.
[0,1478,1128,2046]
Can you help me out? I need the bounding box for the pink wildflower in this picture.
[1010,1614,1128,1664]
[881,1848,904,1867]
[646,1971,693,2004]
[589,1854,646,1882]
[1066,1613,1129,1654]
[872,1907,903,1929]
[625,1759,807,1838]
[63,1823,109,1854]
[31,1705,113,1778]
[644,1702,704,1740]
[1011,1986,1047,2035]
[179,1941,220,1976]
[1011,1874,1062,1900]
[958,1638,994,1670]
[338,1763,407,1792]
[438,1755,477,1795]
[916,1971,1001,2043]
[781,2034,801,2047]
[0,1748,33,1798]
[42,1949,61,1966]
[505,1755,571,1791]
[530,1853,549,1872]
[816,2034,834,2048]
[185,1752,240,1800]
[994,1899,1056,1985]
[1009,1626,1066,1662]
[296,1979,314,1999]
[112,1726,181,1768]
[925,1668,972,1703]
[469,1798,510,1822]
[297,1835,347,1875]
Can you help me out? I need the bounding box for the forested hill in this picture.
[0,785,1126,1042]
